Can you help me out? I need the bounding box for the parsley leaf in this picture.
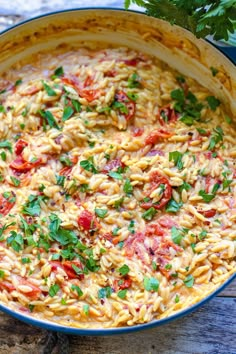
[117,289,127,299]
[169,151,184,170]
[128,73,141,88]
[62,106,74,121]
[143,276,159,292]
[10,176,21,187]
[95,208,108,218]
[80,157,98,174]
[49,284,60,297]
[43,81,57,96]
[206,96,220,111]
[118,264,130,276]
[166,198,183,213]
[198,190,216,203]
[0,140,12,153]
[98,286,112,299]
[39,110,60,130]
[142,207,157,221]
[52,66,64,78]
[183,274,194,288]
[123,179,133,196]
[171,226,188,245]
[71,284,83,297]
[108,171,123,180]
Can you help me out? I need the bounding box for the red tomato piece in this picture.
[198,209,216,218]
[119,278,132,290]
[132,127,144,137]
[59,166,72,176]
[0,281,16,292]
[62,260,84,280]
[10,156,42,173]
[145,129,173,145]
[158,105,177,125]
[18,278,41,300]
[20,86,40,96]
[0,192,15,216]
[115,90,135,121]
[123,59,138,66]
[145,223,164,237]
[141,171,172,210]
[78,210,97,231]
[15,139,28,155]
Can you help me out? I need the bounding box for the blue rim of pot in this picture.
[0,7,235,336]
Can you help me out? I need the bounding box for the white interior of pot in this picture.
[0,9,235,116]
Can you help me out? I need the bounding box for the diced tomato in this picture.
[10,156,42,173]
[158,105,177,125]
[115,91,135,121]
[20,86,40,96]
[62,76,99,102]
[141,171,172,210]
[102,158,124,173]
[198,209,216,218]
[0,281,16,292]
[78,210,98,232]
[59,166,72,176]
[132,127,144,137]
[158,216,177,229]
[145,129,173,145]
[103,232,113,242]
[18,278,41,300]
[145,223,164,237]
[119,278,132,290]
[0,192,15,216]
[83,75,94,87]
[105,70,117,77]
[123,59,138,66]
[62,260,84,280]
[15,139,28,155]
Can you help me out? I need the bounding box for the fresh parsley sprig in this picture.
[124,1,236,41]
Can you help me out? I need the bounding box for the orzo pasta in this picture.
[0,43,235,328]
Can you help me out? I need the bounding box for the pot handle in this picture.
[214,45,236,65]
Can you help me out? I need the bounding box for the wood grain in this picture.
[0,296,235,354]
[218,278,236,297]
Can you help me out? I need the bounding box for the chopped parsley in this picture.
[206,96,220,111]
[95,208,108,218]
[52,66,64,79]
[142,207,157,221]
[108,171,123,180]
[171,226,188,245]
[166,198,183,213]
[43,81,57,96]
[169,151,184,170]
[0,140,12,153]
[62,106,74,121]
[209,127,224,151]
[143,276,159,292]
[10,176,21,187]
[210,67,218,77]
[49,284,60,297]
[128,73,141,88]
[71,284,83,297]
[198,190,216,203]
[56,175,66,187]
[183,274,194,288]
[80,157,98,174]
[118,264,130,276]
[123,179,133,196]
[98,286,112,299]
[39,110,60,130]
[22,195,46,217]
[117,289,127,299]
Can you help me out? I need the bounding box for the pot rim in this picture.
[0,7,235,335]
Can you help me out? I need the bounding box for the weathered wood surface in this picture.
[0,296,235,354]
[0,2,235,353]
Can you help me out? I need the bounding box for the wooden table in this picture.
[0,2,235,353]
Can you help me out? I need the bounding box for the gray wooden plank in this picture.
[0,297,235,354]
[218,279,236,297]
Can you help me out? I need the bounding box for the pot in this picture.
[0,8,235,335]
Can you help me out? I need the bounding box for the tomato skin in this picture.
[119,278,132,290]
[62,76,99,102]
[18,278,41,300]
[145,223,164,237]
[141,171,172,210]
[115,90,135,121]
[20,86,40,96]
[50,260,84,280]
[10,156,42,173]
[132,127,144,137]
[198,209,216,218]
[0,192,15,216]
[15,139,28,155]
[59,166,72,176]
[123,59,138,66]
[78,210,96,231]
[145,129,173,145]
[158,105,177,125]
[0,281,16,292]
